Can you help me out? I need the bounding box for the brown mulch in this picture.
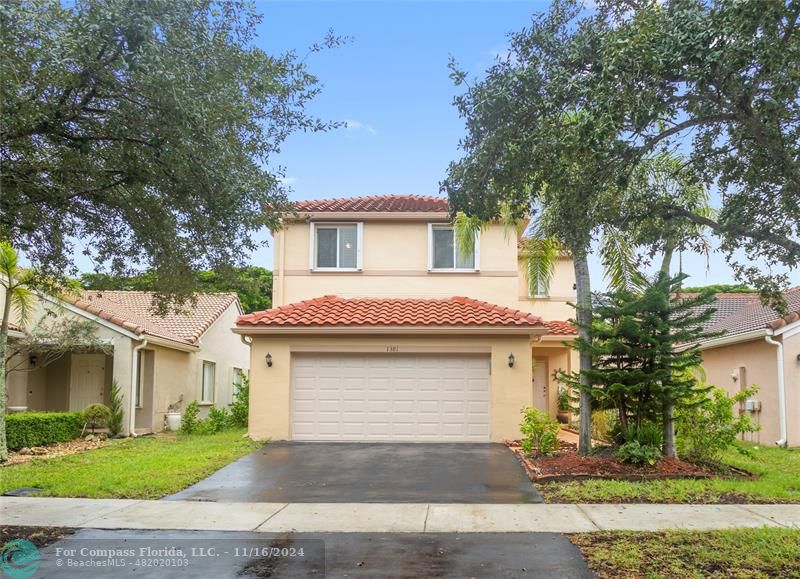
[2,438,111,467]
[507,439,717,482]
[0,526,75,549]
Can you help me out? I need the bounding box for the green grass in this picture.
[570,528,800,579]
[540,443,800,503]
[0,429,262,499]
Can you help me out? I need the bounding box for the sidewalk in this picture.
[2,497,799,533]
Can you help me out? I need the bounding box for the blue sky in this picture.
[65,0,796,290]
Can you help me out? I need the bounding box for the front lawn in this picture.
[539,443,800,503]
[570,528,800,579]
[0,429,262,499]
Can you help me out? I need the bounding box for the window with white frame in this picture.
[201,360,216,403]
[311,223,362,270]
[428,224,478,271]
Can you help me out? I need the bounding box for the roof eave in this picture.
[696,328,769,350]
[233,325,547,336]
[286,211,450,222]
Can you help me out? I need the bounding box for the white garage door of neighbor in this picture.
[291,353,491,442]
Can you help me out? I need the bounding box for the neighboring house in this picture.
[235,194,578,442]
[694,288,800,447]
[6,290,249,434]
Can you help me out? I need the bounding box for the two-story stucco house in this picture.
[235,195,578,442]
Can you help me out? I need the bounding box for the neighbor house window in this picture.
[428,224,478,271]
[310,223,363,270]
[201,361,216,403]
[135,350,145,408]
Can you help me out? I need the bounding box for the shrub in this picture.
[616,440,662,466]
[557,387,571,412]
[623,421,663,448]
[519,406,560,456]
[592,409,619,443]
[207,405,231,433]
[676,385,759,465]
[107,380,124,436]
[229,371,249,428]
[82,404,112,434]
[181,400,200,434]
[6,412,83,450]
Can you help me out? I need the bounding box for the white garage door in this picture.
[291,353,491,442]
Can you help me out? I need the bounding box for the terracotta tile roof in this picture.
[237,295,544,330]
[66,291,240,345]
[294,194,449,213]
[545,321,577,335]
[700,287,800,341]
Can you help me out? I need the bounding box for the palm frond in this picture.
[451,212,485,259]
[600,228,647,292]
[520,236,558,296]
[10,286,35,326]
[0,241,18,283]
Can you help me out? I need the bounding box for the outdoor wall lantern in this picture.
[508,353,515,368]
[265,353,273,367]
[29,355,38,367]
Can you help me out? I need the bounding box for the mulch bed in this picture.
[506,439,718,482]
[2,438,112,467]
[0,526,75,549]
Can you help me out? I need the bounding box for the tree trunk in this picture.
[0,288,13,462]
[660,243,677,458]
[574,248,593,455]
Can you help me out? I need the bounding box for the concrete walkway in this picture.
[2,497,799,533]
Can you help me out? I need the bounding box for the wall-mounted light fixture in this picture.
[29,355,38,367]
[508,353,515,368]
[265,353,273,367]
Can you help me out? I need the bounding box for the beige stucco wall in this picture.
[701,333,800,447]
[273,221,576,323]
[246,333,536,443]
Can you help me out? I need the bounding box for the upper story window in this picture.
[428,224,479,272]
[528,271,550,298]
[310,222,363,271]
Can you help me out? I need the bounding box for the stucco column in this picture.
[111,337,134,436]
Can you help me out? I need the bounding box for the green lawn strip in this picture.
[0,429,261,499]
[569,528,800,579]
[539,444,800,504]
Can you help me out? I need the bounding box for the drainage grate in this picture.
[3,487,43,497]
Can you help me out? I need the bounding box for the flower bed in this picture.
[506,439,721,482]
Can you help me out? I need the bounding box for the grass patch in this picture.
[540,443,800,503]
[0,429,261,499]
[570,528,800,578]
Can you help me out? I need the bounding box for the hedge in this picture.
[6,412,84,450]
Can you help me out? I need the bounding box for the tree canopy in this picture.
[443,0,799,302]
[1,0,337,304]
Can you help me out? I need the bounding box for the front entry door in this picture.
[532,358,549,411]
[69,353,106,410]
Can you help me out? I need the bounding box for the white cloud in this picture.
[278,176,297,185]
[344,119,377,136]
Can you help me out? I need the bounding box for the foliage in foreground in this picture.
[0,429,261,499]
[570,528,800,579]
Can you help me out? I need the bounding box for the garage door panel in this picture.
[291,354,491,442]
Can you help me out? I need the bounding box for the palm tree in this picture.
[0,241,35,461]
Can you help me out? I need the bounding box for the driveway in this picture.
[167,442,542,503]
[34,529,593,578]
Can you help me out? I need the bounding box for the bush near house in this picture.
[6,412,83,450]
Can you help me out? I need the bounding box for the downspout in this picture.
[129,339,148,437]
[764,332,787,447]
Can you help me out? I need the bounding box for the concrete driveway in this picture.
[167,442,542,503]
